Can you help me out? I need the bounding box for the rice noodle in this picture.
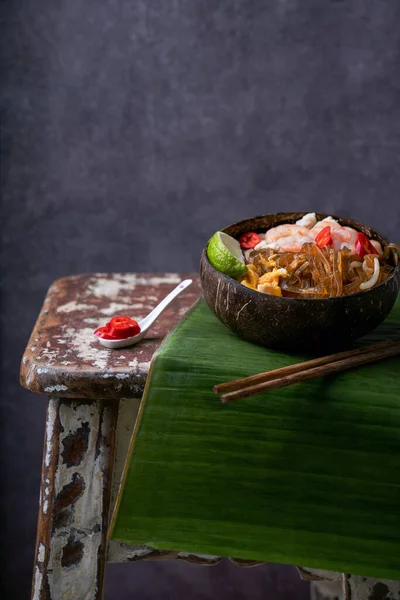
[360,257,380,290]
[244,233,393,297]
[294,261,310,276]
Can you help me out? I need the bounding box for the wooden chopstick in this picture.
[214,339,394,395]
[214,339,400,404]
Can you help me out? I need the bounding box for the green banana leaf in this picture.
[110,298,400,579]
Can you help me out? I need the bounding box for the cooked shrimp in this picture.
[296,213,317,229]
[265,224,312,244]
[275,234,315,252]
[311,218,358,252]
[311,216,341,235]
[332,226,358,252]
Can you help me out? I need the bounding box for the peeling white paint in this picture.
[178,552,220,561]
[45,401,113,600]
[63,327,110,369]
[60,361,72,366]
[107,541,156,563]
[32,566,43,599]
[44,400,57,469]
[38,543,46,563]
[88,277,135,299]
[40,348,59,363]
[345,574,400,600]
[44,385,69,393]
[57,402,106,522]
[83,318,102,325]
[88,273,181,300]
[136,275,181,285]
[43,500,49,515]
[25,364,38,387]
[301,568,341,582]
[99,302,135,316]
[48,532,100,600]
[107,543,220,565]
[115,295,135,304]
[57,301,94,313]
[116,374,130,380]
[139,361,151,372]
[127,358,151,373]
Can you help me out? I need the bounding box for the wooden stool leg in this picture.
[344,575,400,600]
[31,397,118,600]
[299,568,400,600]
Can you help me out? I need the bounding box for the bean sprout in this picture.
[350,261,362,269]
[360,257,380,290]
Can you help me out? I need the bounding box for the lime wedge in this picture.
[207,231,248,279]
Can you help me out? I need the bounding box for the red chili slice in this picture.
[94,326,117,340]
[315,226,332,249]
[355,232,379,259]
[238,232,261,250]
[94,316,141,340]
[108,316,141,339]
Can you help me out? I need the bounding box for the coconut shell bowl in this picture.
[200,213,400,352]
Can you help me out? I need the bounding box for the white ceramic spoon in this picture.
[95,279,193,349]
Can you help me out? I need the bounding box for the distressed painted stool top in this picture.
[21,273,201,399]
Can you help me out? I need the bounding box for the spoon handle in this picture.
[139,279,193,332]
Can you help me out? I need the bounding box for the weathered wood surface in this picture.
[21,273,201,399]
[32,398,118,600]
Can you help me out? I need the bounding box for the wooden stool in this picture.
[21,273,400,600]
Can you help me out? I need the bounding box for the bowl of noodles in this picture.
[200,212,400,351]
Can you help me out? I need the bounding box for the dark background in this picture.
[2,0,400,597]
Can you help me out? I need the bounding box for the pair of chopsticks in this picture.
[213,339,400,404]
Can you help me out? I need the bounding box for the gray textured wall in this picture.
[2,0,400,597]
